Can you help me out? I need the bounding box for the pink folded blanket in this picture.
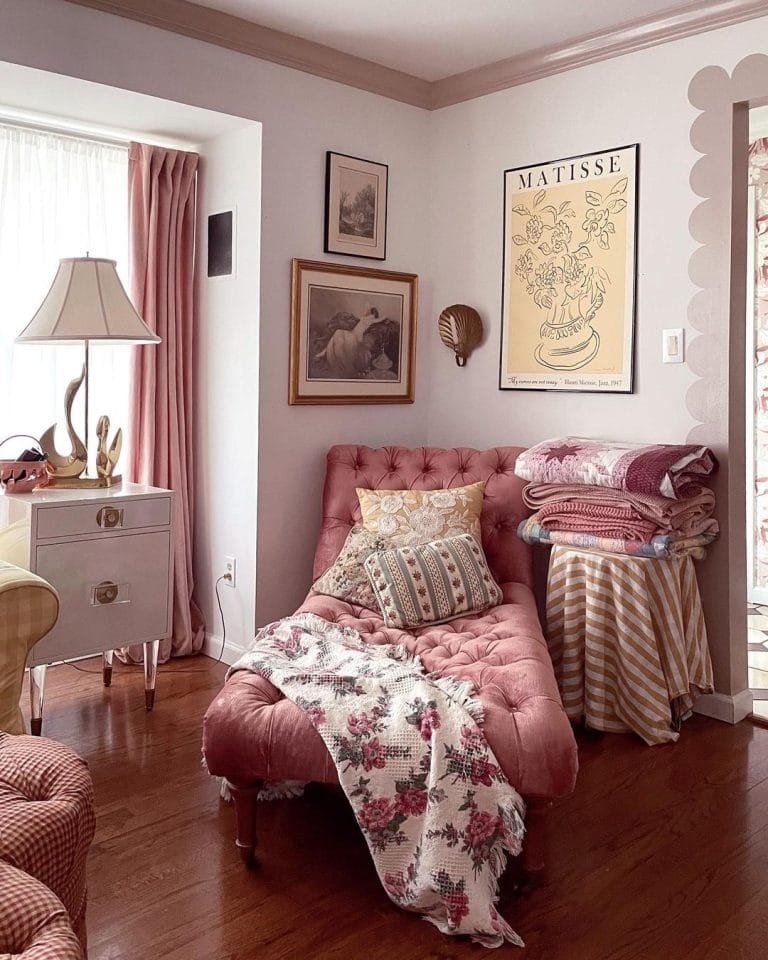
[515,437,718,499]
[535,502,659,541]
[523,483,718,538]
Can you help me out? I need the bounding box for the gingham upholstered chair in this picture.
[0,734,96,956]
[0,862,83,959]
[0,560,59,734]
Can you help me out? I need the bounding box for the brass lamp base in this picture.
[39,358,124,490]
[45,473,122,490]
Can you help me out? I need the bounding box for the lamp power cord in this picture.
[63,572,232,678]
[214,573,230,663]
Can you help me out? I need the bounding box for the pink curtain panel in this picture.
[125,142,204,661]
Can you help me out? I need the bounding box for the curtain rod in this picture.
[0,110,200,152]
[0,115,128,149]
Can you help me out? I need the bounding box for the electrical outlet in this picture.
[224,556,236,588]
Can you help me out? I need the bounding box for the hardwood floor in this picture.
[21,657,768,960]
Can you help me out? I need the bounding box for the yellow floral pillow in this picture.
[356,482,485,545]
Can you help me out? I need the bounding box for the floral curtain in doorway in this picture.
[749,139,768,588]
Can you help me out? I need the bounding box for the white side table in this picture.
[0,482,174,734]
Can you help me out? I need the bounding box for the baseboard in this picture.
[693,689,754,724]
[201,631,247,666]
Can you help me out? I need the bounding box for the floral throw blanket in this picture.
[230,613,526,948]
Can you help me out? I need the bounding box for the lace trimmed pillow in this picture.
[364,534,502,630]
[312,526,392,610]
[356,481,485,545]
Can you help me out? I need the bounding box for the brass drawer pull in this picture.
[91,580,131,606]
[97,507,124,529]
[95,581,119,605]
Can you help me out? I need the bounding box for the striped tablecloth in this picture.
[546,545,714,745]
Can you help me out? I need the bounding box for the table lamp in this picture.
[15,256,160,488]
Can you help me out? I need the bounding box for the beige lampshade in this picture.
[16,257,160,345]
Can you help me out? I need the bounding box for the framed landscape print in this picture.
[289,259,417,404]
[324,152,388,260]
[500,143,639,393]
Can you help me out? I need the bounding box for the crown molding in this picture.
[63,0,768,112]
[431,0,768,108]
[62,0,433,110]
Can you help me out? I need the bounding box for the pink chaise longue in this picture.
[203,444,578,872]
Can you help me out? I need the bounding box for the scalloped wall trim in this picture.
[64,0,768,110]
[686,53,768,698]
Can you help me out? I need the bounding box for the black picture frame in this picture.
[324,151,388,261]
[499,143,640,394]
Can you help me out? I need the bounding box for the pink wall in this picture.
[0,0,433,639]
[4,0,768,701]
[425,19,768,702]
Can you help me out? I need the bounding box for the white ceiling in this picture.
[195,0,699,81]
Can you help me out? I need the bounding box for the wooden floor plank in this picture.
[20,657,768,960]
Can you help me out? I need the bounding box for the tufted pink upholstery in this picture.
[204,445,578,803]
[313,445,533,588]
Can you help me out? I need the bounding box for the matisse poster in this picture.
[500,144,638,393]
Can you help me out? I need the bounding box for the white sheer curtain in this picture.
[0,124,130,467]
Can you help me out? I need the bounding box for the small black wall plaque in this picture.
[207,210,234,277]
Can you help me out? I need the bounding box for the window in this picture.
[0,123,130,464]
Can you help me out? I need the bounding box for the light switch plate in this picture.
[662,328,684,363]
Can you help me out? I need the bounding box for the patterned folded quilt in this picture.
[515,437,718,499]
[523,483,719,539]
[516,517,718,560]
[525,485,719,539]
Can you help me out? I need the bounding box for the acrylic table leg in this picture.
[102,649,114,687]
[143,639,160,711]
[29,664,47,736]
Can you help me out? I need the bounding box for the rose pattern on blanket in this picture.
[228,613,526,948]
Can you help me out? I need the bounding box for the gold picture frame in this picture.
[289,259,417,405]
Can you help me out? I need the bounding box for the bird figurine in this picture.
[95,415,123,481]
[39,366,88,478]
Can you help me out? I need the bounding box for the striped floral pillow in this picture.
[364,534,502,630]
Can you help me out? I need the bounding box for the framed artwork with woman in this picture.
[289,259,417,404]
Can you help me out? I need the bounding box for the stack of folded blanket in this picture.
[514,437,719,560]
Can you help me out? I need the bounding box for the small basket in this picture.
[0,435,49,493]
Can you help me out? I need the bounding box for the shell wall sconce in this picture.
[438,304,483,366]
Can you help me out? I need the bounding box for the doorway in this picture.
[747,105,768,722]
